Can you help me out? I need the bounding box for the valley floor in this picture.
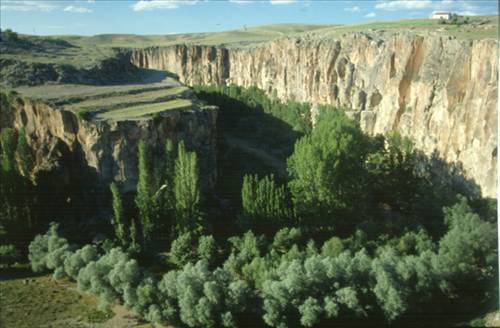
[0,269,168,328]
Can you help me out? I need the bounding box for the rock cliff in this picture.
[131,31,498,197]
[1,97,217,194]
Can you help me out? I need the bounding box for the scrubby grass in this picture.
[97,98,192,120]
[1,24,329,67]
[1,18,495,71]
[56,23,331,49]
[307,16,497,40]
[0,274,111,328]
[14,80,177,102]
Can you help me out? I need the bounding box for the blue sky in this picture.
[0,0,498,36]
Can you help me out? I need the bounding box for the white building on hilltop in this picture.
[431,12,452,20]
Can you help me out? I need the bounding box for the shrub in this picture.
[77,247,140,311]
[0,244,21,266]
[198,235,216,265]
[28,223,69,273]
[3,29,19,42]
[169,232,196,267]
[63,245,99,279]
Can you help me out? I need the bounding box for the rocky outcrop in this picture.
[0,51,139,87]
[131,31,498,197]
[1,97,217,193]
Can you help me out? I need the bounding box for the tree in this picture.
[135,141,156,243]
[0,244,21,267]
[169,231,196,267]
[365,131,419,212]
[110,183,127,246]
[0,128,34,243]
[240,174,292,234]
[16,128,34,177]
[287,107,368,228]
[198,235,216,265]
[1,128,17,173]
[160,139,177,238]
[164,139,177,210]
[3,29,18,42]
[437,196,497,306]
[174,141,201,234]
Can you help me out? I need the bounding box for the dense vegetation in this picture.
[0,93,37,264]
[2,85,497,326]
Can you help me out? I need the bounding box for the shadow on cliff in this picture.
[33,140,111,244]
[214,93,302,187]
[198,91,304,237]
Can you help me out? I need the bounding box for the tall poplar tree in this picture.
[241,174,292,234]
[162,139,177,218]
[135,140,155,243]
[173,141,200,233]
[110,183,126,246]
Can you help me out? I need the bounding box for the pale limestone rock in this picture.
[130,31,498,197]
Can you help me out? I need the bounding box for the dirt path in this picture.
[224,134,287,176]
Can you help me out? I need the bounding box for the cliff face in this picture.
[2,98,217,193]
[131,32,498,198]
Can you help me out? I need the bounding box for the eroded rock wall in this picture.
[2,98,217,193]
[131,32,498,197]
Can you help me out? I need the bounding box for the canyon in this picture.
[0,96,217,194]
[131,30,498,198]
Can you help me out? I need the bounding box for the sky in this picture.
[0,0,498,36]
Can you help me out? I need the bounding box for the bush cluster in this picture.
[29,196,496,327]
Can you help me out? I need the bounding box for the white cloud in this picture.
[365,12,377,17]
[229,0,254,3]
[270,0,297,5]
[0,0,59,12]
[64,5,92,13]
[374,0,497,16]
[456,10,480,16]
[375,0,433,11]
[344,6,360,12]
[133,0,198,11]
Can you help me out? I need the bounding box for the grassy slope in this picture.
[96,98,192,120]
[307,16,498,40]
[65,86,188,111]
[0,274,110,328]
[13,74,192,120]
[2,18,496,68]
[14,79,177,102]
[0,272,158,328]
[0,24,330,67]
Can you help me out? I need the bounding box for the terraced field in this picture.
[96,98,193,120]
[13,71,196,121]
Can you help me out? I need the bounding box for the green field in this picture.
[0,274,110,328]
[12,71,194,121]
[0,272,159,328]
[96,98,193,120]
[14,79,177,102]
[65,86,189,112]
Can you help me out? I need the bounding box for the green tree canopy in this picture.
[287,107,368,228]
[174,141,201,234]
[240,174,292,234]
